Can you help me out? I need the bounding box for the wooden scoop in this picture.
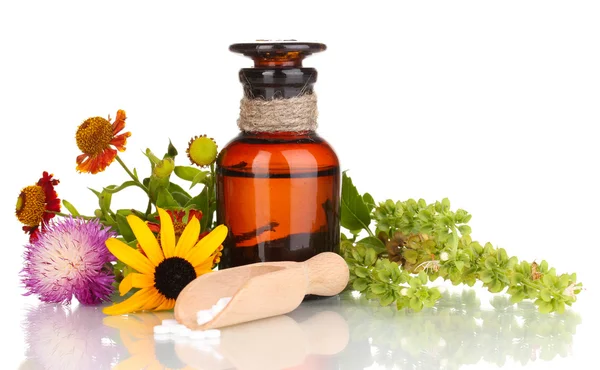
[174,252,349,330]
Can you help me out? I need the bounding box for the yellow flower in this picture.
[103,208,228,315]
[186,135,218,167]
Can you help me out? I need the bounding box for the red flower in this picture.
[16,172,60,242]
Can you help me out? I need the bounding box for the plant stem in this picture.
[115,155,149,195]
[145,198,152,217]
[46,210,95,220]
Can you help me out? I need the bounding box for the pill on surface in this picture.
[168,324,189,334]
[161,319,178,326]
[204,329,221,339]
[153,325,170,334]
[179,327,192,336]
[174,335,191,344]
[196,309,214,325]
[189,330,207,340]
[153,333,172,341]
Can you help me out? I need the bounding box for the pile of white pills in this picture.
[153,296,232,342]
[196,296,232,325]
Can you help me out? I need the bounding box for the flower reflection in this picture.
[103,312,195,370]
[23,303,121,370]
[337,289,582,369]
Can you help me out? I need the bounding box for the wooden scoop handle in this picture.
[303,252,349,296]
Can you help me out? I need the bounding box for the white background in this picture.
[1,1,598,369]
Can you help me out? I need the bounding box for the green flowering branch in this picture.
[340,173,582,314]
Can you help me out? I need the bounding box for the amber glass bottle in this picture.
[217,42,340,269]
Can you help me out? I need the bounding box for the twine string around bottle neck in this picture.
[237,93,318,132]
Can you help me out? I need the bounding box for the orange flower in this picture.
[16,172,60,242]
[75,110,131,174]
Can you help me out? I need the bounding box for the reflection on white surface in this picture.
[19,288,581,370]
[339,290,581,369]
[20,304,122,370]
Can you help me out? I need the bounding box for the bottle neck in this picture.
[239,67,317,100]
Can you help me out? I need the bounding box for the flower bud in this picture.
[187,135,218,167]
[153,157,175,179]
[440,252,449,261]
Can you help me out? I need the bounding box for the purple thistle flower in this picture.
[21,217,117,304]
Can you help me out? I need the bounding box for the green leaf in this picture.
[484,256,496,270]
[186,187,214,231]
[540,289,552,302]
[116,214,136,242]
[356,236,386,254]
[479,270,494,284]
[410,297,423,311]
[418,271,428,285]
[370,283,387,295]
[172,192,191,206]
[340,173,371,231]
[167,139,178,158]
[364,248,378,267]
[458,225,472,235]
[168,182,191,198]
[174,166,202,182]
[509,291,525,304]
[62,200,80,216]
[441,198,450,212]
[101,181,138,194]
[403,249,418,264]
[100,186,115,214]
[363,193,376,212]
[352,278,368,292]
[156,188,179,208]
[454,260,465,272]
[88,188,101,198]
[190,171,210,189]
[376,269,391,282]
[447,232,458,249]
[380,293,394,306]
[537,300,553,314]
[354,266,369,278]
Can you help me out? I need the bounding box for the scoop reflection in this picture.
[176,310,350,370]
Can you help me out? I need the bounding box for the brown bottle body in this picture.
[216,131,340,268]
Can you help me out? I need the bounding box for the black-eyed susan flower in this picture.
[147,209,223,268]
[76,109,131,174]
[103,208,228,315]
[186,135,218,167]
[147,209,203,241]
[16,171,60,242]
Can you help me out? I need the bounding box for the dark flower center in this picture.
[154,257,196,299]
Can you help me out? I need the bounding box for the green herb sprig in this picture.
[340,173,582,313]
